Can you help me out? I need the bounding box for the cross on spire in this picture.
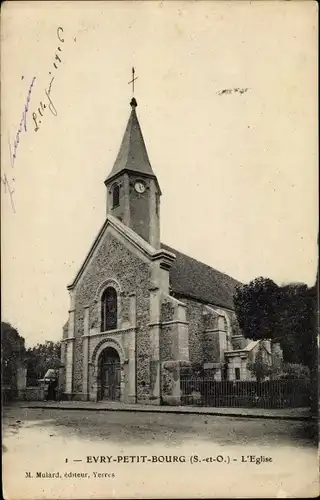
[128,67,138,95]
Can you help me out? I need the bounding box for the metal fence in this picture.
[180,378,310,408]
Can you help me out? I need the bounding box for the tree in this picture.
[281,363,310,382]
[1,322,26,387]
[233,277,281,344]
[26,341,62,385]
[247,345,271,382]
[234,278,317,369]
[277,283,317,369]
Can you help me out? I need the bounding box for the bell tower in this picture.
[105,97,161,249]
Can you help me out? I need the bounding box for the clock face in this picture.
[134,181,146,194]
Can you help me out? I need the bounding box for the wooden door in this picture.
[99,348,121,401]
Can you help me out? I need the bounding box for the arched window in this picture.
[112,185,120,208]
[101,287,117,331]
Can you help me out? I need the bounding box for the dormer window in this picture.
[112,184,120,208]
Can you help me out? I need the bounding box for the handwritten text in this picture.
[32,27,65,132]
[9,76,36,167]
[217,88,249,96]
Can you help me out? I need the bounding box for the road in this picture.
[2,405,318,499]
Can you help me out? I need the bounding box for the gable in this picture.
[68,215,175,291]
[74,231,150,308]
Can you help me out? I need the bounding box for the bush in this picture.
[280,363,310,382]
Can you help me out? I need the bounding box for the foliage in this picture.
[280,363,311,382]
[247,345,271,382]
[26,341,62,385]
[1,322,26,386]
[278,284,317,368]
[230,315,241,336]
[234,278,317,370]
[234,277,281,341]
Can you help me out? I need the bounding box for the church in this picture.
[60,96,272,404]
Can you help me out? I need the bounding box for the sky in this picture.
[1,1,318,346]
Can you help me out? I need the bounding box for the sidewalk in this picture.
[21,401,315,421]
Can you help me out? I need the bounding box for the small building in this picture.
[225,339,273,381]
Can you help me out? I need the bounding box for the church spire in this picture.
[104,91,161,249]
[105,97,157,185]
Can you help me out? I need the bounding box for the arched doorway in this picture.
[98,347,121,401]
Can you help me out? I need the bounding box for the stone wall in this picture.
[71,232,151,400]
[231,335,249,350]
[159,294,190,404]
[106,173,128,224]
[161,360,191,405]
[227,355,251,381]
[180,297,235,367]
[106,174,160,248]
[129,179,151,244]
[62,321,68,340]
[160,325,176,362]
[183,298,205,364]
[161,301,175,323]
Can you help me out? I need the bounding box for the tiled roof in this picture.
[225,340,271,355]
[105,99,156,183]
[161,243,241,310]
[243,340,260,352]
